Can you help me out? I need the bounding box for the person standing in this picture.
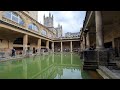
[12,48,16,57]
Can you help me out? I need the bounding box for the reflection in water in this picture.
[0,53,102,79]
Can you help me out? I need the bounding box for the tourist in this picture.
[12,48,16,57]
[89,46,94,50]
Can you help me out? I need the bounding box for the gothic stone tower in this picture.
[43,12,62,38]
[55,24,63,38]
[44,13,53,28]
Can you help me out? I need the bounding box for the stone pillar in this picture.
[70,41,73,52]
[46,40,49,50]
[80,41,84,59]
[80,41,83,51]
[9,41,13,49]
[83,34,86,50]
[95,11,104,50]
[37,39,41,54]
[52,42,54,52]
[23,34,28,55]
[112,38,115,49]
[95,11,108,66]
[82,36,85,50]
[30,44,33,51]
[61,41,63,52]
[86,32,90,48]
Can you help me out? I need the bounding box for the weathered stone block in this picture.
[107,50,115,62]
[80,51,83,59]
[97,50,108,66]
[83,50,97,62]
[83,50,98,70]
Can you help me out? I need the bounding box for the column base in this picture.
[36,49,40,55]
[83,49,109,70]
[95,47,105,51]
[83,50,98,70]
[96,49,108,66]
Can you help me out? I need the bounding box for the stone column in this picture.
[80,40,81,51]
[83,34,86,50]
[30,44,33,51]
[61,41,63,52]
[46,40,49,50]
[37,39,41,54]
[70,41,73,52]
[23,34,28,55]
[112,38,115,49]
[86,32,90,48]
[95,11,104,50]
[80,40,83,51]
[52,42,54,52]
[95,11,108,66]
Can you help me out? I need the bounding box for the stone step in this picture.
[96,69,109,79]
[84,65,98,66]
[84,62,98,65]
[83,65,98,70]
[108,63,116,66]
[99,66,120,79]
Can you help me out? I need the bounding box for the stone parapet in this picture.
[83,49,109,70]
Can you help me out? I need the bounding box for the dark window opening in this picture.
[104,42,112,48]
[13,38,23,44]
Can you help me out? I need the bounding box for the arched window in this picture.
[28,23,39,31]
[3,11,24,26]
[41,30,47,36]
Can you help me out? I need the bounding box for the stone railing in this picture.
[54,36,80,40]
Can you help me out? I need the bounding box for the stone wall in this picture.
[0,39,13,50]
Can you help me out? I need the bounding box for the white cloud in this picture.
[38,11,86,36]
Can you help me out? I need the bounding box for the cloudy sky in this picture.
[38,11,86,36]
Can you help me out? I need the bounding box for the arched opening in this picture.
[41,29,47,36]
[3,11,25,26]
[28,23,39,32]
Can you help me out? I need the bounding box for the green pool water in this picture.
[0,53,102,79]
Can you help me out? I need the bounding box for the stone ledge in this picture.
[96,69,109,79]
[99,66,120,79]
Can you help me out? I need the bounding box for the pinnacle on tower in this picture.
[49,12,51,17]
[61,25,62,29]
[52,15,53,19]
[44,14,45,19]
[58,24,60,27]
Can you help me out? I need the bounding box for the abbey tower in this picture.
[44,13,53,28]
[43,12,63,38]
